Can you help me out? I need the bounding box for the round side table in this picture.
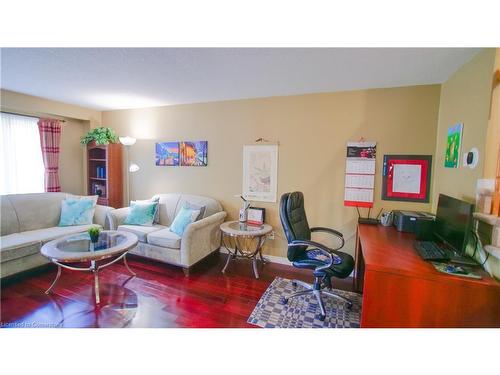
[220,221,273,279]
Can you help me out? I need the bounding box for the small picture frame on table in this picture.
[247,207,265,226]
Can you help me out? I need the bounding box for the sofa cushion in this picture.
[1,196,20,236]
[147,228,182,249]
[19,224,101,245]
[175,194,222,220]
[7,192,67,232]
[152,193,181,227]
[1,253,50,278]
[0,234,41,263]
[151,193,222,226]
[117,224,166,242]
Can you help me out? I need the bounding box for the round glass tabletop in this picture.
[220,221,273,237]
[228,222,264,232]
[41,230,138,262]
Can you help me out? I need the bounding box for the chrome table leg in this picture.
[92,261,100,305]
[221,234,237,274]
[123,255,136,276]
[222,252,235,274]
[252,256,259,279]
[258,249,268,264]
[45,264,62,294]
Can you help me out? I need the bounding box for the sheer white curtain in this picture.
[0,113,45,194]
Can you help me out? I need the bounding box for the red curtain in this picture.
[37,118,62,192]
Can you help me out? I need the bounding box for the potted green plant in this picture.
[80,127,119,145]
[88,226,101,243]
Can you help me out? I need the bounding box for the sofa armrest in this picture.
[93,205,114,229]
[106,207,131,230]
[180,211,227,266]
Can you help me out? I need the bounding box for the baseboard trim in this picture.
[218,248,355,278]
[219,247,290,265]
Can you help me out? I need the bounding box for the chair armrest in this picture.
[310,227,345,250]
[106,207,131,230]
[290,239,342,271]
[181,211,227,266]
[93,205,114,229]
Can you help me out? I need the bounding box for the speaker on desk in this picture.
[415,219,435,241]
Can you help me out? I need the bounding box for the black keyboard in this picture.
[414,241,450,261]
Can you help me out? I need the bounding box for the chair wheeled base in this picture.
[280,277,353,321]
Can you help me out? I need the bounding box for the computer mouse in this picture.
[445,265,467,274]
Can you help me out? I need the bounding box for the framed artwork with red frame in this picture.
[382,155,432,203]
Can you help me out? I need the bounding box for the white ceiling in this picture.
[0,48,481,111]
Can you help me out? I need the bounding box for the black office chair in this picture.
[279,191,355,321]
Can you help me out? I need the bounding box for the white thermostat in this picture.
[463,147,479,169]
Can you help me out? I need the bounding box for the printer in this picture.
[392,210,435,233]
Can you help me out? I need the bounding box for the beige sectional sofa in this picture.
[107,193,226,275]
[0,193,112,278]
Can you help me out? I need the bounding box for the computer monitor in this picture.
[434,194,474,255]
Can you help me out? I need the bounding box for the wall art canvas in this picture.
[180,141,208,166]
[382,155,432,203]
[242,144,278,202]
[444,123,463,168]
[155,142,180,166]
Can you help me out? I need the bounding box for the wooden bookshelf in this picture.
[87,141,123,208]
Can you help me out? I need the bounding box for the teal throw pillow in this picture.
[123,202,158,226]
[132,197,160,223]
[183,201,206,221]
[170,206,201,236]
[58,198,96,226]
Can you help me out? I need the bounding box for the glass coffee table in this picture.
[41,230,138,304]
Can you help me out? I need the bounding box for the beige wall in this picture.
[103,85,441,258]
[0,89,100,194]
[484,48,500,179]
[57,119,89,195]
[432,49,496,210]
[0,89,101,125]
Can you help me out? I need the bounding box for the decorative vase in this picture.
[89,232,99,243]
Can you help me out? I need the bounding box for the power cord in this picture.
[481,252,490,266]
[469,230,479,259]
[470,230,490,266]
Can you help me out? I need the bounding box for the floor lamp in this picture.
[119,136,136,205]
[128,163,140,202]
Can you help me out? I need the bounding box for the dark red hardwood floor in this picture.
[0,253,354,328]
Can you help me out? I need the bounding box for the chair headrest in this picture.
[287,191,304,212]
[280,191,308,242]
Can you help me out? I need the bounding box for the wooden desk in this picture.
[355,224,500,328]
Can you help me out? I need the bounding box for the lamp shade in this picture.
[119,136,136,146]
[129,163,140,173]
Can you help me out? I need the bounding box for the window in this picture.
[0,112,45,194]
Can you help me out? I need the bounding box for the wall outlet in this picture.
[268,231,275,240]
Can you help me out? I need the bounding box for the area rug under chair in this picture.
[247,277,362,328]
